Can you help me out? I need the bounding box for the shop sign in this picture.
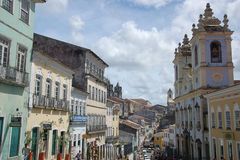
[10,116,22,127]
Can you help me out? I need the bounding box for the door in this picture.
[31,128,38,160]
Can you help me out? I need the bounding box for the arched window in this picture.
[210,41,222,63]
[195,46,198,66]
[175,65,178,81]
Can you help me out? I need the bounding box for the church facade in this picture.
[173,3,235,160]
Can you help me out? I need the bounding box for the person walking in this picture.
[75,150,81,160]
[22,144,31,160]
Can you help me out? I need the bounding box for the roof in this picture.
[120,120,143,130]
[108,96,125,103]
[33,33,109,68]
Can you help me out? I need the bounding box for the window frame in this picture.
[45,78,52,98]
[2,0,13,14]
[0,36,10,67]
[210,41,222,63]
[20,0,30,24]
[35,75,42,96]
[63,84,67,100]
[226,111,231,130]
[218,112,222,129]
[55,82,60,100]
[16,45,27,72]
[235,110,240,130]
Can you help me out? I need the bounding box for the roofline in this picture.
[34,33,109,67]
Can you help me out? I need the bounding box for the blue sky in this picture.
[34,0,240,105]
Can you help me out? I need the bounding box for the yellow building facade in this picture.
[27,51,74,160]
[153,132,164,149]
[205,83,240,160]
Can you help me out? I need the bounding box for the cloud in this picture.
[70,16,85,30]
[95,20,176,104]
[41,0,69,13]
[69,15,85,45]
[128,0,172,8]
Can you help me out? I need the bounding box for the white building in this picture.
[69,87,88,158]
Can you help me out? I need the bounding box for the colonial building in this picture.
[204,83,240,160]
[33,33,108,160]
[27,50,73,159]
[174,3,234,160]
[0,0,45,159]
[69,87,88,158]
[106,97,120,160]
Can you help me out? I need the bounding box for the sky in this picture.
[34,0,240,105]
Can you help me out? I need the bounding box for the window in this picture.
[194,45,198,66]
[95,88,97,101]
[98,89,101,102]
[226,111,231,129]
[101,90,103,103]
[71,100,74,114]
[2,0,13,13]
[45,79,51,98]
[92,87,94,101]
[55,82,60,100]
[235,111,240,130]
[218,112,222,128]
[79,102,82,115]
[227,141,233,160]
[83,103,86,115]
[0,37,9,67]
[212,113,215,128]
[63,85,67,100]
[75,101,78,115]
[88,85,91,99]
[175,65,178,81]
[35,75,42,95]
[10,127,21,157]
[16,45,27,72]
[78,134,81,146]
[210,41,222,63]
[237,143,240,160]
[20,0,30,24]
[52,130,57,155]
[220,139,224,158]
[0,117,3,147]
[73,134,76,147]
[213,139,217,159]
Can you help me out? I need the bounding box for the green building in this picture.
[0,0,45,159]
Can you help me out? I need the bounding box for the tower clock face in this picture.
[212,73,223,82]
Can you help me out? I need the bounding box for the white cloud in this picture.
[94,0,240,104]
[70,16,85,30]
[42,0,69,13]
[69,15,85,45]
[95,21,176,104]
[129,0,172,8]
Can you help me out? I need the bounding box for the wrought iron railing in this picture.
[87,125,107,133]
[0,65,28,86]
[85,68,108,84]
[32,94,69,111]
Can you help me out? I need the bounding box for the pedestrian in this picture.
[22,144,31,160]
[75,150,81,160]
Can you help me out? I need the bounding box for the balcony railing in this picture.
[0,65,28,86]
[85,69,108,84]
[106,136,119,144]
[70,115,87,125]
[87,125,107,133]
[33,94,69,111]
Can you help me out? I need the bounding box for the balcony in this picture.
[85,69,108,84]
[70,115,87,126]
[105,136,119,144]
[87,125,107,134]
[32,94,69,111]
[0,65,28,87]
